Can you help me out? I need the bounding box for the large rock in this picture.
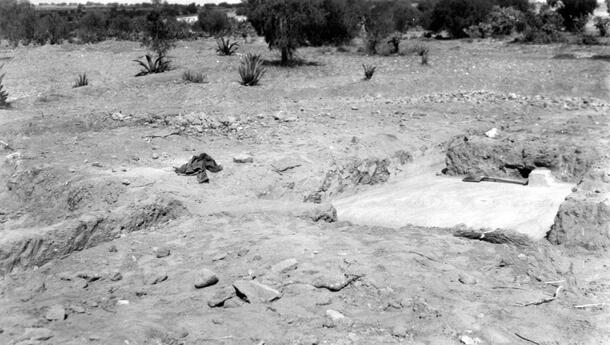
[444,134,598,183]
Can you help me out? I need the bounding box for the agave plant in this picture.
[362,64,376,80]
[0,65,8,108]
[134,53,170,77]
[182,70,207,84]
[238,53,265,86]
[216,37,239,56]
[73,73,89,88]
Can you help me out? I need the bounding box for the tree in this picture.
[77,11,107,43]
[548,0,597,32]
[244,0,326,65]
[141,11,175,56]
[428,0,494,38]
[364,2,396,53]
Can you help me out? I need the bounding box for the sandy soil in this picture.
[0,38,609,345]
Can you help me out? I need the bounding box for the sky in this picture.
[31,0,241,4]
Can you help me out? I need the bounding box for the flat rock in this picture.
[22,328,54,341]
[207,286,236,307]
[458,273,477,285]
[325,309,353,327]
[528,168,557,187]
[45,304,66,321]
[233,280,281,303]
[271,258,298,274]
[194,269,218,289]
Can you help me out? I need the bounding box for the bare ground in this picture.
[0,38,609,345]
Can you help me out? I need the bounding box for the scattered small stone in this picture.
[223,296,247,308]
[91,162,102,167]
[117,300,130,305]
[22,328,54,341]
[236,248,249,257]
[108,245,118,253]
[110,271,123,281]
[76,271,101,283]
[325,309,353,327]
[71,278,88,289]
[458,273,477,285]
[233,154,254,164]
[45,304,66,321]
[135,290,148,297]
[120,179,131,186]
[460,335,476,345]
[391,324,408,338]
[152,153,160,160]
[233,280,282,303]
[194,269,219,289]
[68,304,85,314]
[351,106,359,110]
[484,128,499,138]
[212,252,227,261]
[154,247,171,258]
[89,335,101,341]
[271,258,298,274]
[150,273,168,285]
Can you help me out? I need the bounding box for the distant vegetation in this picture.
[0,65,8,108]
[0,0,604,53]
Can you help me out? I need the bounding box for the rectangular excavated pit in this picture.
[333,170,574,240]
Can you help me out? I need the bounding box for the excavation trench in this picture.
[334,133,608,248]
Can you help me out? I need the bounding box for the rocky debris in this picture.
[233,154,254,164]
[21,328,54,341]
[110,112,131,121]
[207,286,236,308]
[149,272,168,285]
[233,280,281,303]
[405,90,610,112]
[391,324,409,338]
[273,111,297,122]
[271,258,298,274]
[444,134,598,182]
[325,309,354,328]
[45,304,66,321]
[152,153,159,160]
[194,269,219,288]
[154,247,171,258]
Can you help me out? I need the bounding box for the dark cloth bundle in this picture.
[174,153,223,183]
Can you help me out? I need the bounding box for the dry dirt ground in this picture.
[0,38,609,345]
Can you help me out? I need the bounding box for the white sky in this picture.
[31,0,241,4]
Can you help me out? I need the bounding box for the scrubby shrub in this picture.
[0,65,9,108]
[362,63,376,80]
[73,73,88,88]
[239,53,265,86]
[594,16,610,36]
[182,70,207,83]
[77,12,107,43]
[486,6,526,36]
[197,8,231,36]
[134,54,171,76]
[549,0,597,32]
[216,37,239,56]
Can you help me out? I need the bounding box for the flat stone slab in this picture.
[334,173,574,240]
